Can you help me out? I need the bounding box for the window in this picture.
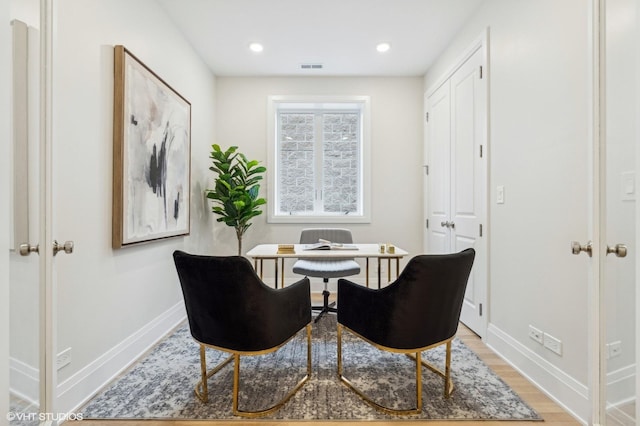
[267,96,371,223]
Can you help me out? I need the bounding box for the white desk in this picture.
[246,243,409,289]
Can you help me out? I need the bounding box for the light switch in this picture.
[497,185,505,204]
[621,171,635,201]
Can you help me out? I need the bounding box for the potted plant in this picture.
[206,144,266,256]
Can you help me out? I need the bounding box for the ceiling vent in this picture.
[300,63,323,70]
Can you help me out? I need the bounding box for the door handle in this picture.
[53,240,74,256]
[19,243,39,256]
[571,240,592,257]
[606,243,627,258]
[440,221,455,229]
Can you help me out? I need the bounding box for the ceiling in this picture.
[157,0,485,77]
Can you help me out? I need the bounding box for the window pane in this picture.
[278,113,315,213]
[322,113,360,214]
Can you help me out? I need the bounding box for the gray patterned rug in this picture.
[81,317,542,421]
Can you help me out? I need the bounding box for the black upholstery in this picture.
[337,248,475,350]
[336,248,476,414]
[173,250,313,417]
[173,250,311,352]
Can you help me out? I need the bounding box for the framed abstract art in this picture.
[112,45,191,248]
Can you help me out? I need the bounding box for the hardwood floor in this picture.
[78,321,581,426]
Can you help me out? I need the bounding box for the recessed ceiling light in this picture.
[376,42,391,53]
[249,42,264,53]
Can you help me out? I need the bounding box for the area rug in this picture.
[81,317,542,421]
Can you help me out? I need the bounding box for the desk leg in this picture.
[395,258,400,278]
[255,259,264,279]
[274,258,279,289]
[280,258,285,288]
[387,259,391,283]
[377,258,382,289]
[366,258,370,288]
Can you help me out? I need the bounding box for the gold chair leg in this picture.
[444,340,453,397]
[337,324,422,415]
[415,351,422,409]
[199,345,207,401]
[337,323,343,376]
[406,339,455,398]
[194,346,234,403]
[233,324,312,418]
[232,354,240,414]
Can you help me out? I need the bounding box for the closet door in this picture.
[450,47,485,334]
[426,81,451,253]
[425,43,486,336]
[599,0,637,422]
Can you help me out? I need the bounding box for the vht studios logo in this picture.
[6,411,83,422]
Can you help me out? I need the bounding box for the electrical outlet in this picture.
[543,333,562,356]
[528,325,543,344]
[57,347,72,370]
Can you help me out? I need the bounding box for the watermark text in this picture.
[6,411,84,422]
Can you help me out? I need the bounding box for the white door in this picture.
[426,80,451,254]
[450,47,486,334]
[600,0,638,423]
[8,3,62,420]
[8,18,44,421]
[425,43,487,336]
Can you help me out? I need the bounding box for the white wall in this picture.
[214,76,424,285]
[1,0,12,423]
[425,0,590,421]
[51,0,216,412]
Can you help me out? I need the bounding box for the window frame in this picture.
[267,95,371,224]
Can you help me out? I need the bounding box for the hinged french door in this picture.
[425,36,487,337]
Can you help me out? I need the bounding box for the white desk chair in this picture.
[293,228,361,322]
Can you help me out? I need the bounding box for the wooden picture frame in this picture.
[113,45,191,248]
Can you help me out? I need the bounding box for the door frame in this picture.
[39,0,56,415]
[587,0,603,423]
[424,28,489,338]
[2,0,12,419]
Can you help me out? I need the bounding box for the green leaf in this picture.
[247,185,259,199]
[251,166,267,174]
[208,145,266,242]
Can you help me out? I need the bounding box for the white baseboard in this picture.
[485,323,589,425]
[606,363,636,409]
[56,302,186,414]
[605,363,636,425]
[9,357,39,406]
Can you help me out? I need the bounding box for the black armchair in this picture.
[336,248,475,415]
[173,250,312,418]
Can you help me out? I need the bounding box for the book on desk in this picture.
[303,239,359,251]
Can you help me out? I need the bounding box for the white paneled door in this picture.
[425,81,451,254]
[600,0,637,423]
[8,18,43,421]
[9,3,58,420]
[425,37,487,337]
